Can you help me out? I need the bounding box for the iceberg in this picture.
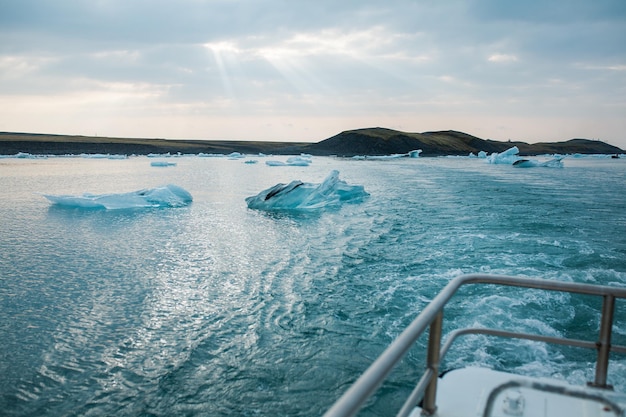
[151,161,177,167]
[41,184,193,209]
[265,154,312,167]
[352,150,422,160]
[227,152,245,159]
[513,157,564,168]
[487,146,564,167]
[79,153,128,159]
[245,170,369,211]
[198,152,226,158]
[485,146,522,164]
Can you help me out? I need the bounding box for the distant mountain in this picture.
[0,132,309,156]
[297,128,624,156]
[0,129,623,156]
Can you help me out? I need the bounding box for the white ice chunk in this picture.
[286,155,312,165]
[266,160,287,166]
[41,184,193,209]
[245,170,369,211]
[266,154,312,166]
[513,157,564,168]
[487,146,564,167]
[352,150,421,160]
[486,146,521,164]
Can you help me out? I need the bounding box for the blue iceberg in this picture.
[41,184,193,209]
[245,170,369,211]
[513,158,564,168]
[486,146,564,167]
[150,161,177,167]
[486,146,522,164]
[265,154,312,166]
[352,150,422,160]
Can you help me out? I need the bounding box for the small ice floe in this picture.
[266,160,287,166]
[265,154,312,167]
[245,170,369,211]
[40,184,192,209]
[147,152,181,158]
[227,152,245,159]
[151,161,177,167]
[0,152,47,159]
[77,153,127,159]
[469,151,488,158]
[15,152,36,159]
[352,150,422,160]
[244,159,258,164]
[513,157,564,168]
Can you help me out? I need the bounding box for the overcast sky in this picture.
[1,0,625,147]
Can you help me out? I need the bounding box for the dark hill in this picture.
[0,132,306,156]
[514,138,623,155]
[298,128,624,156]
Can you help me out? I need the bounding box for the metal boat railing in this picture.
[323,273,626,417]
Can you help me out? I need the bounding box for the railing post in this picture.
[422,311,443,415]
[592,294,615,389]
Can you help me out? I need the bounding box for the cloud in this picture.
[488,54,518,63]
[0,0,625,147]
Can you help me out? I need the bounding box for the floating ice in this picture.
[0,152,42,159]
[151,161,177,167]
[486,146,522,164]
[513,157,564,168]
[245,170,369,211]
[41,184,192,209]
[147,152,181,158]
[227,152,245,159]
[352,150,422,160]
[487,146,564,167]
[266,160,287,166]
[79,153,128,159]
[265,154,312,166]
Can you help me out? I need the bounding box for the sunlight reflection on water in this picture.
[0,156,625,416]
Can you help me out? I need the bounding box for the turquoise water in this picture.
[1,155,625,416]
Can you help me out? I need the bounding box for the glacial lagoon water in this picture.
[1,154,625,416]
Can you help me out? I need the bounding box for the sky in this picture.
[1,1,625,147]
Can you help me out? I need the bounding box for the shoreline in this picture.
[0,132,310,156]
[1,130,623,157]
